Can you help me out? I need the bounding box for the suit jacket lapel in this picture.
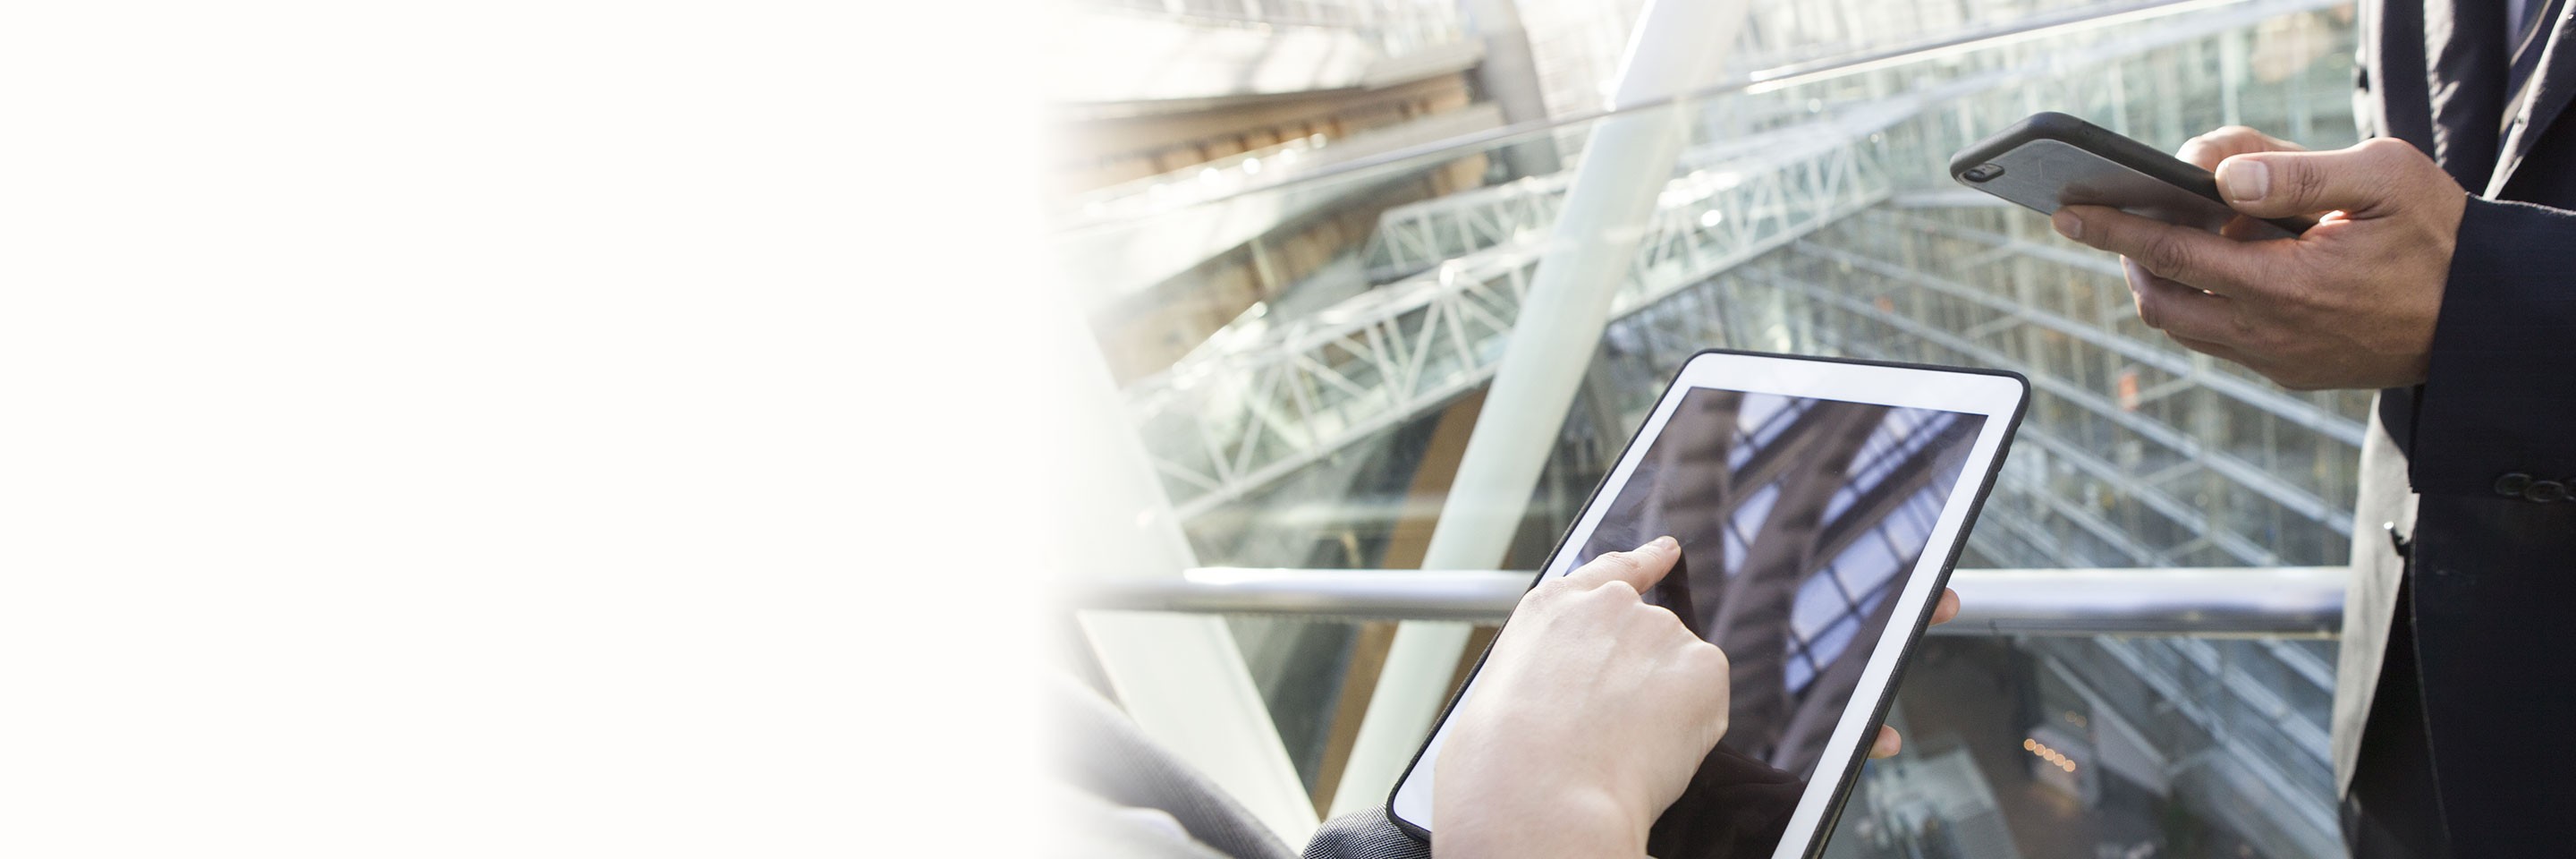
[2364,0,2438,149]
[2425,0,2509,187]
[2494,6,2576,194]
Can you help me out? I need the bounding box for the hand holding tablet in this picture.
[1429,537,1733,859]
[1387,350,2028,858]
[1428,538,1968,859]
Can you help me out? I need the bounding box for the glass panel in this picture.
[1061,0,2365,855]
[1832,635,2340,859]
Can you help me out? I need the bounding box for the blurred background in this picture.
[1044,2,2364,856]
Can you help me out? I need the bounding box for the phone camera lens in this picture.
[1962,163,2004,183]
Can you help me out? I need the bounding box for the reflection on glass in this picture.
[1568,389,1986,857]
[1071,2,2371,856]
[1827,635,2334,859]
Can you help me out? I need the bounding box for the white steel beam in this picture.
[1054,304,1319,843]
[1328,0,1757,816]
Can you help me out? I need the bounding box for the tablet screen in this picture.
[1586,388,1983,789]
[1386,352,2022,859]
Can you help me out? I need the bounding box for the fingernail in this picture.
[2219,158,2267,202]
[1649,536,1678,550]
[2051,208,2082,241]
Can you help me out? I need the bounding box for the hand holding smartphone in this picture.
[1950,112,2313,239]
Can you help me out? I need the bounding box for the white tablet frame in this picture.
[1385,349,2029,858]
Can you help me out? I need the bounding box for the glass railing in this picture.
[1052,0,2347,317]
[1113,0,2357,522]
[1073,0,1468,65]
[1071,566,2347,857]
[1066,1,2367,855]
[1841,634,2339,859]
[1732,0,2198,74]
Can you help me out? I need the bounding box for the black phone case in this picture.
[1950,111,2314,236]
[1381,348,2031,859]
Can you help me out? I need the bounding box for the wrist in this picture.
[1435,783,1649,859]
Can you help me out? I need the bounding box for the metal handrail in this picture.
[1067,566,2348,638]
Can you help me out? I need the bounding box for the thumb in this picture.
[2212,138,2433,219]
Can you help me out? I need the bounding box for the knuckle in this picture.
[2140,234,2196,279]
[2211,125,2264,146]
[2183,126,2269,164]
[2180,134,2221,165]
[1533,577,1600,609]
[2354,138,2427,190]
[1597,579,1640,600]
[2356,136,2414,159]
[2281,159,2329,207]
[1568,553,1631,584]
[2275,286,2322,321]
[2229,312,2265,344]
[1640,603,1688,632]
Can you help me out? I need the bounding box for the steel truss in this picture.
[1736,266,2319,566]
[1782,234,2356,530]
[1130,133,1891,520]
[1124,0,2355,522]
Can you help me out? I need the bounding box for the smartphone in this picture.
[1949,111,2311,238]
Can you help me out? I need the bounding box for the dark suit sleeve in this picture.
[2405,196,2576,497]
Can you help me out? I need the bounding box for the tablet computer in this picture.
[1385,349,2028,857]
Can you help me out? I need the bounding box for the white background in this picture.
[2,3,1041,855]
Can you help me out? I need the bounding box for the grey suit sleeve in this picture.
[1050,678,1301,859]
[2405,196,2576,498]
[1301,812,1430,859]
